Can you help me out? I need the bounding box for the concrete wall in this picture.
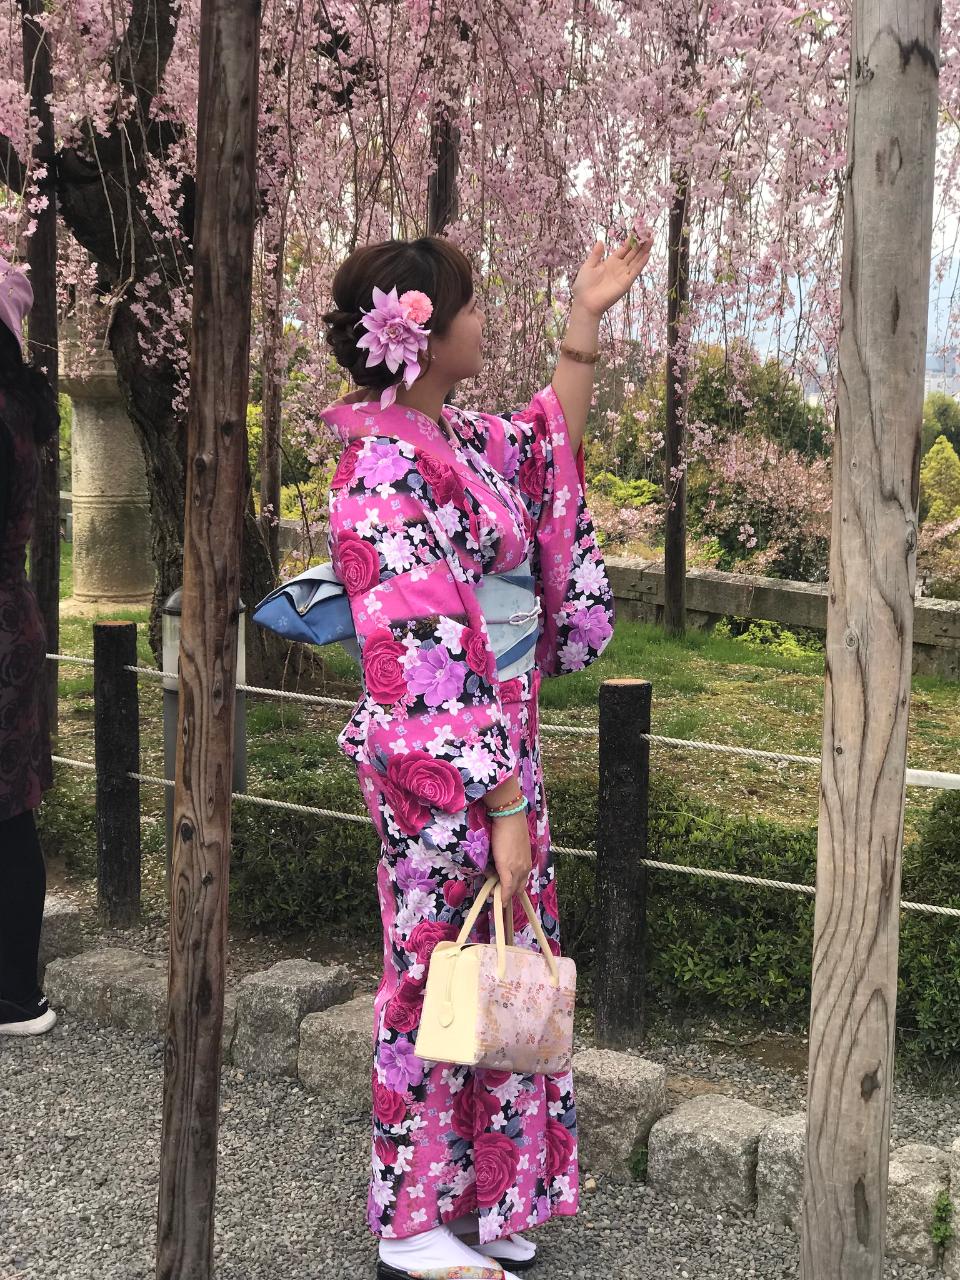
[605,556,960,681]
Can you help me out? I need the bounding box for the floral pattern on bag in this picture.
[473,947,576,1075]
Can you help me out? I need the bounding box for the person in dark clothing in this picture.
[0,255,60,1036]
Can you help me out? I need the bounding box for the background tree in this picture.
[5,0,960,655]
[922,391,960,457]
[920,434,960,525]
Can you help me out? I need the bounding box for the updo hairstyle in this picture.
[322,236,474,392]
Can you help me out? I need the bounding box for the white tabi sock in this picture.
[448,1214,537,1263]
[379,1224,522,1278]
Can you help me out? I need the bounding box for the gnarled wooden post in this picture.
[800,3,940,1277]
[155,0,261,1273]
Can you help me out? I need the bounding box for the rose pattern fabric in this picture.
[319,385,613,1245]
[0,392,52,821]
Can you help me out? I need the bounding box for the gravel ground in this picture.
[0,1014,943,1280]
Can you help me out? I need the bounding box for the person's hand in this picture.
[569,223,654,318]
[490,810,533,905]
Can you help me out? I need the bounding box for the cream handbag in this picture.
[414,875,576,1075]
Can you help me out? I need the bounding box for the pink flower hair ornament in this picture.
[354,285,434,411]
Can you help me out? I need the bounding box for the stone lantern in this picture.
[59,321,154,607]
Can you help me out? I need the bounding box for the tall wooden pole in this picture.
[800,5,940,1278]
[21,0,59,736]
[155,0,261,1272]
[594,679,651,1048]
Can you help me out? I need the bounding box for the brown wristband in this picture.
[559,343,601,364]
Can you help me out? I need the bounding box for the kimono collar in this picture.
[319,394,461,448]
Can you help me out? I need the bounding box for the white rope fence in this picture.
[46,652,960,918]
[47,752,960,920]
[45,652,960,792]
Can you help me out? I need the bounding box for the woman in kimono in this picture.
[318,228,652,1280]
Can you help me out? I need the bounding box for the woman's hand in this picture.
[490,811,533,904]
[570,225,654,319]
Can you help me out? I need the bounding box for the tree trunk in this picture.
[800,4,940,1277]
[258,241,284,574]
[22,0,59,736]
[427,22,468,238]
[156,0,260,1270]
[427,105,461,235]
[663,160,689,638]
[56,242,281,682]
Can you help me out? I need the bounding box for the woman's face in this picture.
[427,291,486,386]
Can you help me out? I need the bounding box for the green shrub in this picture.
[638,778,817,1018]
[898,791,960,1061]
[230,766,382,933]
[589,471,661,508]
[36,778,96,874]
[932,1189,955,1251]
[184,765,960,1063]
[714,618,825,660]
[629,1144,649,1181]
[37,722,960,1063]
[548,776,960,1061]
[541,770,599,966]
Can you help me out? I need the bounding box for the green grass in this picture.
[60,540,73,599]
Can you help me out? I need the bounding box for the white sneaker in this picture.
[0,991,57,1036]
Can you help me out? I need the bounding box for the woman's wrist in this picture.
[567,299,604,332]
[484,773,527,818]
[486,795,527,818]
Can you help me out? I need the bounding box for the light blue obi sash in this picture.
[252,555,540,681]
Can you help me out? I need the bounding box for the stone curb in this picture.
[572,1048,667,1181]
[648,1093,774,1212]
[232,959,355,1078]
[44,947,239,1061]
[38,891,84,982]
[37,917,960,1273]
[299,993,376,1112]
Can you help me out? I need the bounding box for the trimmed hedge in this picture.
[229,764,960,1057]
[230,768,383,933]
[38,747,960,1059]
[36,776,97,875]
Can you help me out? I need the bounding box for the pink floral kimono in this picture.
[318,384,615,1245]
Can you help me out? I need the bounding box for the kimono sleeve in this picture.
[481,384,615,676]
[327,439,517,866]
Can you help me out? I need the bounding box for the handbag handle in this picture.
[453,874,560,987]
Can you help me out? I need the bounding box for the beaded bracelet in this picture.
[488,797,528,819]
[484,788,523,813]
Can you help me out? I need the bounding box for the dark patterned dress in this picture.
[0,390,53,820]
